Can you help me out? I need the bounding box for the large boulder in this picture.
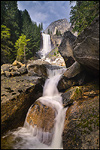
[62,78,99,149]
[1,74,45,135]
[58,31,76,68]
[26,100,56,145]
[27,59,50,77]
[58,61,89,92]
[72,16,99,76]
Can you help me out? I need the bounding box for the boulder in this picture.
[58,61,86,92]
[72,16,99,76]
[62,78,99,149]
[1,64,12,72]
[58,60,96,92]
[1,74,45,135]
[63,61,83,78]
[26,100,56,145]
[58,31,76,67]
[27,59,50,77]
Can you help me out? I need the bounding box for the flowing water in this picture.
[1,33,68,149]
[38,33,52,59]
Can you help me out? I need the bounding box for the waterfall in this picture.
[2,34,67,149]
[38,33,52,59]
[8,67,67,149]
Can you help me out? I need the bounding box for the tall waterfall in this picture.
[2,33,67,149]
[38,33,52,59]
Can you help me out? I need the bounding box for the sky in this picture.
[17,1,76,30]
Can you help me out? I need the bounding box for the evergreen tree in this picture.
[14,34,30,62]
[70,1,99,35]
[1,1,42,64]
[1,25,13,64]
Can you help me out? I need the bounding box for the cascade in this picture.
[38,33,52,59]
[2,33,67,149]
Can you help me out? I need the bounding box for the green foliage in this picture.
[1,1,43,64]
[70,1,99,35]
[1,25,14,64]
[14,34,30,62]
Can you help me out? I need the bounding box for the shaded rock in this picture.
[1,74,45,135]
[26,100,56,145]
[9,66,18,72]
[58,61,95,92]
[64,61,83,78]
[58,62,86,92]
[63,96,99,149]
[17,66,28,75]
[61,86,82,107]
[58,31,76,67]
[10,71,20,77]
[62,78,99,149]
[72,16,99,76]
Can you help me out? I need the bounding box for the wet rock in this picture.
[26,100,56,145]
[72,16,99,76]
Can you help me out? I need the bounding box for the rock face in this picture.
[44,18,70,36]
[50,35,63,47]
[26,100,56,145]
[45,47,66,66]
[62,78,99,149]
[58,31,76,68]
[1,73,45,135]
[72,16,99,76]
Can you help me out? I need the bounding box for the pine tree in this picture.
[14,34,30,62]
[1,25,13,64]
[70,1,99,35]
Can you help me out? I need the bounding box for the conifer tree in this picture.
[70,1,99,35]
